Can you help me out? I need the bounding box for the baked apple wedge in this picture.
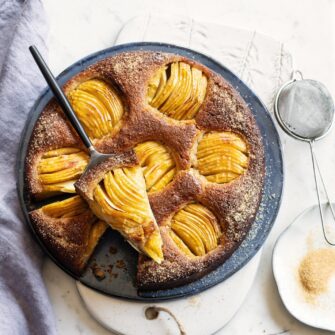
[147,62,207,120]
[37,147,89,196]
[134,141,176,193]
[68,79,124,140]
[197,132,249,183]
[171,203,221,256]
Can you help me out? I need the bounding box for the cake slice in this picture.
[75,151,164,263]
[30,195,108,275]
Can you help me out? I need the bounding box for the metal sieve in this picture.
[274,71,335,245]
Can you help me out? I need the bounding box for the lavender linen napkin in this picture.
[0,0,56,334]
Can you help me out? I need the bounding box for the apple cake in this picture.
[25,50,264,289]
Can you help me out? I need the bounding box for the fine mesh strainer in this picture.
[274,71,335,245]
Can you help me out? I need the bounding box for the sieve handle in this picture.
[309,141,335,245]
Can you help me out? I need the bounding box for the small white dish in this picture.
[273,204,335,332]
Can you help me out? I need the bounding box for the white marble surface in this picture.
[76,251,261,335]
[41,0,335,334]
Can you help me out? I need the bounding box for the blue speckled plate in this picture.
[17,42,283,301]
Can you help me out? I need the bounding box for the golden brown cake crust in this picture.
[25,50,264,289]
[30,208,100,275]
[62,52,200,169]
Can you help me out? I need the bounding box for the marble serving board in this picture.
[42,2,335,334]
[71,14,292,334]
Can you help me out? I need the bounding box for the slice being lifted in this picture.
[75,156,164,264]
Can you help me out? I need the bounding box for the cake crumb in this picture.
[91,264,106,281]
[109,246,118,254]
[116,259,126,269]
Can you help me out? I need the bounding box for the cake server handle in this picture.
[29,45,94,153]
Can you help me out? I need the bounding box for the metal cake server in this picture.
[29,45,114,175]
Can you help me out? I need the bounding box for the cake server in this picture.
[29,45,117,175]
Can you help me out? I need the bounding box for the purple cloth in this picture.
[0,0,56,334]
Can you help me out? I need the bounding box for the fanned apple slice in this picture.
[147,67,167,103]
[170,62,193,118]
[42,195,90,218]
[150,168,176,193]
[197,145,248,165]
[172,219,206,256]
[197,132,249,183]
[198,132,247,153]
[69,90,111,138]
[169,230,194,257]
[199,157,246,175]
[42,147,82,157]
[153,67,167,102]
[147,62,207,120]
[206,172,239,183]
[151,62,179,108]
[184,204,221,247]
[68,79,124,140]
[90,166,163,263]
[160,63,192,116]
[135,141,176,193]
[184,74,207,119]
[171,203,221,256]
[37,147,89,196]
[41,181,78,194]
[173,66,199,120]
[79,79,123,125]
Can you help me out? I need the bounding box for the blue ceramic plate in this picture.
[17,42,283,301]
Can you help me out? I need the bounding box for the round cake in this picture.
[25,50,264,290]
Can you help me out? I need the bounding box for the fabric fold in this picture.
[0,0,56,334]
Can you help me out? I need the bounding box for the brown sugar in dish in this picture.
[298,248,335,300]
